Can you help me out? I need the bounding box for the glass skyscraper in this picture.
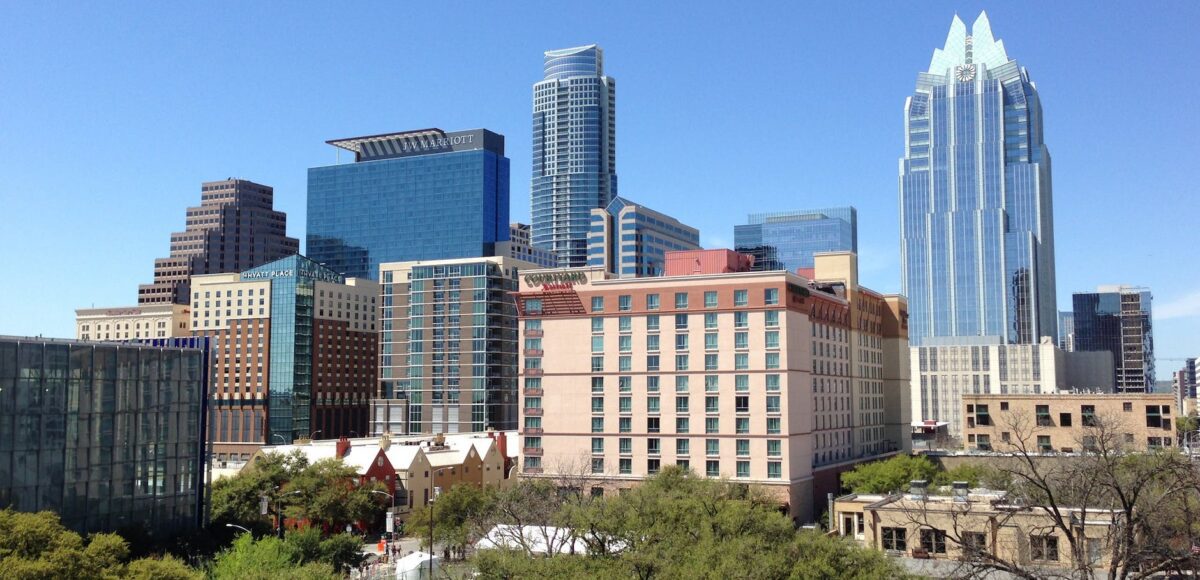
[0,336,208,536]
[1073,286,1154,392]
[900,12,1057,346]
[307,129,510,279]
[531,45,617,267]
[587,196,700,277]
[734,208,857,272]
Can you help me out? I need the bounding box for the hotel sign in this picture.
[524,271,588,290]
[241,264,345,284]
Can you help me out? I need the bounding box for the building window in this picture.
[676,396,689,413]
[647,334,660,352]
[920,529,947,554]
[591,296,604,312]
[619,316,632,332]
[675,333,689,350]
[676,418,689,433]
[592,397,604,413]
[619,438,632,454]
[1037,435,1052,453]
[767,417,781,434]
[765,311,779,327]
[764,288,778,305]
[1123,402,1132,412]
[735,417,749,434]
[647,459,661,475]
[675,355,689,371]
[734,332,748,349]
[1031,535,1059,561]
[734,289,748,306]
[675,292,689,309]
[705,313,718,329]
[647,315,660,331]
[1036,405,1053,427]
[591,458,604,474]
[706,460,720,477]
[620,376,633,392]
[676,376,689,392]
[619,397,632,413]
[765,353,779,369]
[592,356,604,372]
[619,356,632,372]
[735,353,749,370]
[619,458,632,475]
[647,417,660,433]
[705,417,719,433]
[676,438,690,455]
[619,335,632,352]
[647,438,661,455]
[735,396,750,413]
[675,314,689,330]
[618,295,632,311]
[882,528,907,552]
[1059,412,1073,427]
[705,354,718,370]
[619,417,631,433]
[962,532,987,558]
[1146,406,1164,428]
[705,332,719,350]
[526,299,543,314]
[1082,405,1097,427]
[592,336,604,353]
[736,460,749,478]
[735,375,749,392]
[705,375,719,392]
[704,291,718,309]
[591,438,604,454]
[736,439,750,456]
[734,312,748,328]
[766,374,780,391]
[705,396,719,414]
[766,395,781,413]
[767,440,781,457]
[647,294,660,310]
[592,418,603,433]
[592,377,604,392]
[767,461,781,479]
[765,331,779,349]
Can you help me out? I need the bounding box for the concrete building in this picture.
[912,337,1114,439]
[373,256,537,436]
[76,304,191,341]
[499,223,556,268]
[512,249,909,522]
[586,197,700,277]
[0,336,209,536]
[734,207,856,272]
[190,255,377,462]
[1072,285,1154,392]
[138,179,299,305]
[961,392,1176,453]
[833,483,1117,570]
[307,129,510,279]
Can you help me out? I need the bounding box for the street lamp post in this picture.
[271,433,287,445]
[225,523,252,535]
[268,489,302,539]
[370,490,395,537]
[428,468,445,579]
[309,429,323,441]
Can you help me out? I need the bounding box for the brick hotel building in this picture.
[190,255,377,462]
[513,249,910,521]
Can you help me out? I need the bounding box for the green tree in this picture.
[785,531,915,580]
[405,483,495,559]
[210,533,339,580]
[839,454,939,493]
[931,462,1008,489]
[210,450,309,533]
[283,458,385,532]
[1177,413,1199,443]
[125,555,203,580]
[316,532,366,573]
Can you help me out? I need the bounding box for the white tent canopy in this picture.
[394,551,439,580]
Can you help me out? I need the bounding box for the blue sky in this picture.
[1,2,1197,374]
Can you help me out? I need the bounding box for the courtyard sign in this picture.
[524,271,589,290]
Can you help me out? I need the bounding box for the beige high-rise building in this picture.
[75,304,191,341]
[512,250,908,522]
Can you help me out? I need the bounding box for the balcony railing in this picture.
[523,447,543,456]
[523,427,544,435]
[525,329,544,337]
[523,467,544,474]
[523,388,544,397]
[524,349,544,357]
[524,368,543,377]
[524,407,543,416]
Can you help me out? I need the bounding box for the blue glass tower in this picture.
[587,196,700,277]
[900,12,1057,346]
[531,45,617,267]
[734,208,857,272]
[307,129,510,279]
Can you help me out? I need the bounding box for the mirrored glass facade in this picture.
[531,45,618,267]
[734,208,856,272]
[308,129,510,280]
[1072,287,1154,392]
[900,13,1057,346]
[587,197,700,277]
[0,336,208,536]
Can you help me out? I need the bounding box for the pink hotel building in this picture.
[513,250,911,522]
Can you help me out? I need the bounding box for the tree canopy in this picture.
[839,454,940,494]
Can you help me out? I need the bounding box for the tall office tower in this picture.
[1182,358,1197,400]
[499,223,557,268]
[531,44,618,267]
[0,336,208,535]
[373,256,535,436]
[734,208,857,273]
[899,12,1057,346]
[1057,311,1075,351]
[1073,286,1155,392]
[191,255,378,461]
[587,197,700,277]
[513,250,910,522]
[138,179,299,305]
[308,129,510,279]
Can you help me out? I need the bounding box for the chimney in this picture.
[952,481,969,502]
[434,433,445,447]
[336,436,351,458]
[379,433,392,452]
[496,431,510,477]
[908,480,928,500]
